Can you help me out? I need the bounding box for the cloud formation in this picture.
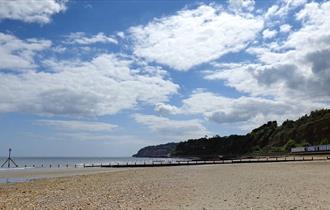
[228,0,255,12]
[201,0,330,128]
[208,1,330,99]
[0,54,179,116]
[134,114,208,140]
[262,28,277,39]
[154,103,181,115]
[129,4,263,70]
[65,32,118,45]
[0,0,67,23]
[37,119,118,132]
[158,90,309,130]
[0,33,51,71]
[1,0,330,143]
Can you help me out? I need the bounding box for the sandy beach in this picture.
[1,160,330,209]
[0,167,131,184]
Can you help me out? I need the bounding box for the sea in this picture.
[0,156,189,183]
[0,156,186,169]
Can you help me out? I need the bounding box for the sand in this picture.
[1,160,330,209]
[0,167,128,181]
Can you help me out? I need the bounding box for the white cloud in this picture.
[280,24,291,33]
[0,0,67,23]
[0,33,52,71]
[2,0,329,140]
[129,4,263,71]
[116,32,125,39]
[265,5,279,19]
[52,45,67,53]
[265,0,306,20]
[165,90,325,131]
[181,91,293,120]
[262,28,277,39]
[255,1,330,100]
[204,63,278,97]
[201,1,330,128]
[37,119,118,132]
[228,0,255,12]
[284,0,307,8]
[65,32,118,45]
[134,114,208,140]
[154,103,181,115]
[55,133,141,144]
[0,54,179,116]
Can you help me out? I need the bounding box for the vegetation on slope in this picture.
[133,109,330,158]
[172,109,330,158]
[133,143,177,158]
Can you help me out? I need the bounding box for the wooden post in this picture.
[1,148,18,168]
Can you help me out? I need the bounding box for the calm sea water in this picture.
[0,157,185,169]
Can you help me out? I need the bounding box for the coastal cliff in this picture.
[133,143,178,158]
[133,109,330,158]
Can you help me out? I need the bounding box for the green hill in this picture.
[133,109,330,158]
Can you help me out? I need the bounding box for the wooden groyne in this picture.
[84,156,330,168]
[6,156,329,169]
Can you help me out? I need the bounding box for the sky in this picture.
[0,0,330,157]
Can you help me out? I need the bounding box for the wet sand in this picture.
[1,160,330,209]
[0,167,128,181]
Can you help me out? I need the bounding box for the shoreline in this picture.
[1,160,330,209]
[1,155,329,184]
[0,167,130,184]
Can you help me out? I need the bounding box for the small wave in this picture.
[0,167,33,171]
[0,177,32,184]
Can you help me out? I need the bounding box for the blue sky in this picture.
[0,0,329,157]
